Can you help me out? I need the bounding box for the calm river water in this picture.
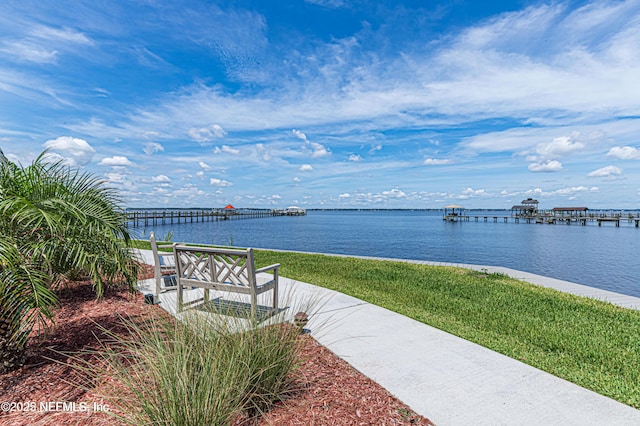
[132,210,640,298]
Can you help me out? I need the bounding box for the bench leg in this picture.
[272,286,278,312]
[272,270,279,313]
[251,291,257,318]
[155,274,162,299]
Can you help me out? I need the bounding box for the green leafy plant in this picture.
[398,407,419,423]
[0,149,139,373]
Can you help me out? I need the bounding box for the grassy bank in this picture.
[253,250,640,409]
[135,241,640,408]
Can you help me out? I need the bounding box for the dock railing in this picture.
[126,208,305,227]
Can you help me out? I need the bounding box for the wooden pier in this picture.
[444,212,640,228]
[443,201,639,228]
[126,208,305,227]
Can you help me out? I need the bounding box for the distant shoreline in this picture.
[125,207,640,212]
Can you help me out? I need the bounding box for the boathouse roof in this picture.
[521,198,539,205]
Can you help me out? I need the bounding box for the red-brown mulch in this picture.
[0,266,433,425]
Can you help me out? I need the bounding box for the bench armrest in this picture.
[255,263,280,274]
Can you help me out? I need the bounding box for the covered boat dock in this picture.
[443,204,465,221]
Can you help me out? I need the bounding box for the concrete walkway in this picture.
[136,249,640,425]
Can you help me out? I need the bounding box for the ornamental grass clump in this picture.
[78,309,303,425]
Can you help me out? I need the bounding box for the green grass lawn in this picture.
[253,250,640,409]
[135,240,640,408]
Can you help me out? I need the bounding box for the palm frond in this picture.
[0,150,139,371]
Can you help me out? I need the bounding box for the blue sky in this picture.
[1,0,640,209]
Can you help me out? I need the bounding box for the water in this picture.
[132,210,640,297]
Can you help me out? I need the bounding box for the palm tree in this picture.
[0,149,139,374]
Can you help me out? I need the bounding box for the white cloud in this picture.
[142,131,160,140]
[98,156,134,167]
[1,25,92,64]
[292,129,307,141]
[554,186,599,196]
[214,145,240,155]
[174,183,206,197]
[607,146,640,160]
[93,87,111,98]
[143,142,164,155]
[462,188,486,195]
[104,172,126,183]
[151,174,171,183]
[305,0,346,8]
[528,160,563,172]
[30,25,92,45]
[310,142,330,158]
[521,186,599,201]
[0,41,58,63]
[210,178,233,186]
[417,2,640,123]
[456,188,489,199]
[256,143,271,161]
[346,187,424,204]
[532,136,585,161]
[195,171,204,178]
[293,129,330,157]
[198,161,211,169]
[588,165,622,177]
[382,188,407,198]
[42,136,95,166]
[369,144,383,154]
[299,164,313,171]
[348,154,361,162]
[293,177,301,182]
[423,158,452,165]
[188,124,226,143]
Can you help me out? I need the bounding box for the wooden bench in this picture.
[150,232,178,299]
[173,244,279,318]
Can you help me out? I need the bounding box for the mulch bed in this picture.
[0,265,433,425]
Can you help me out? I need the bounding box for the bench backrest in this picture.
[173,245,257,290]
